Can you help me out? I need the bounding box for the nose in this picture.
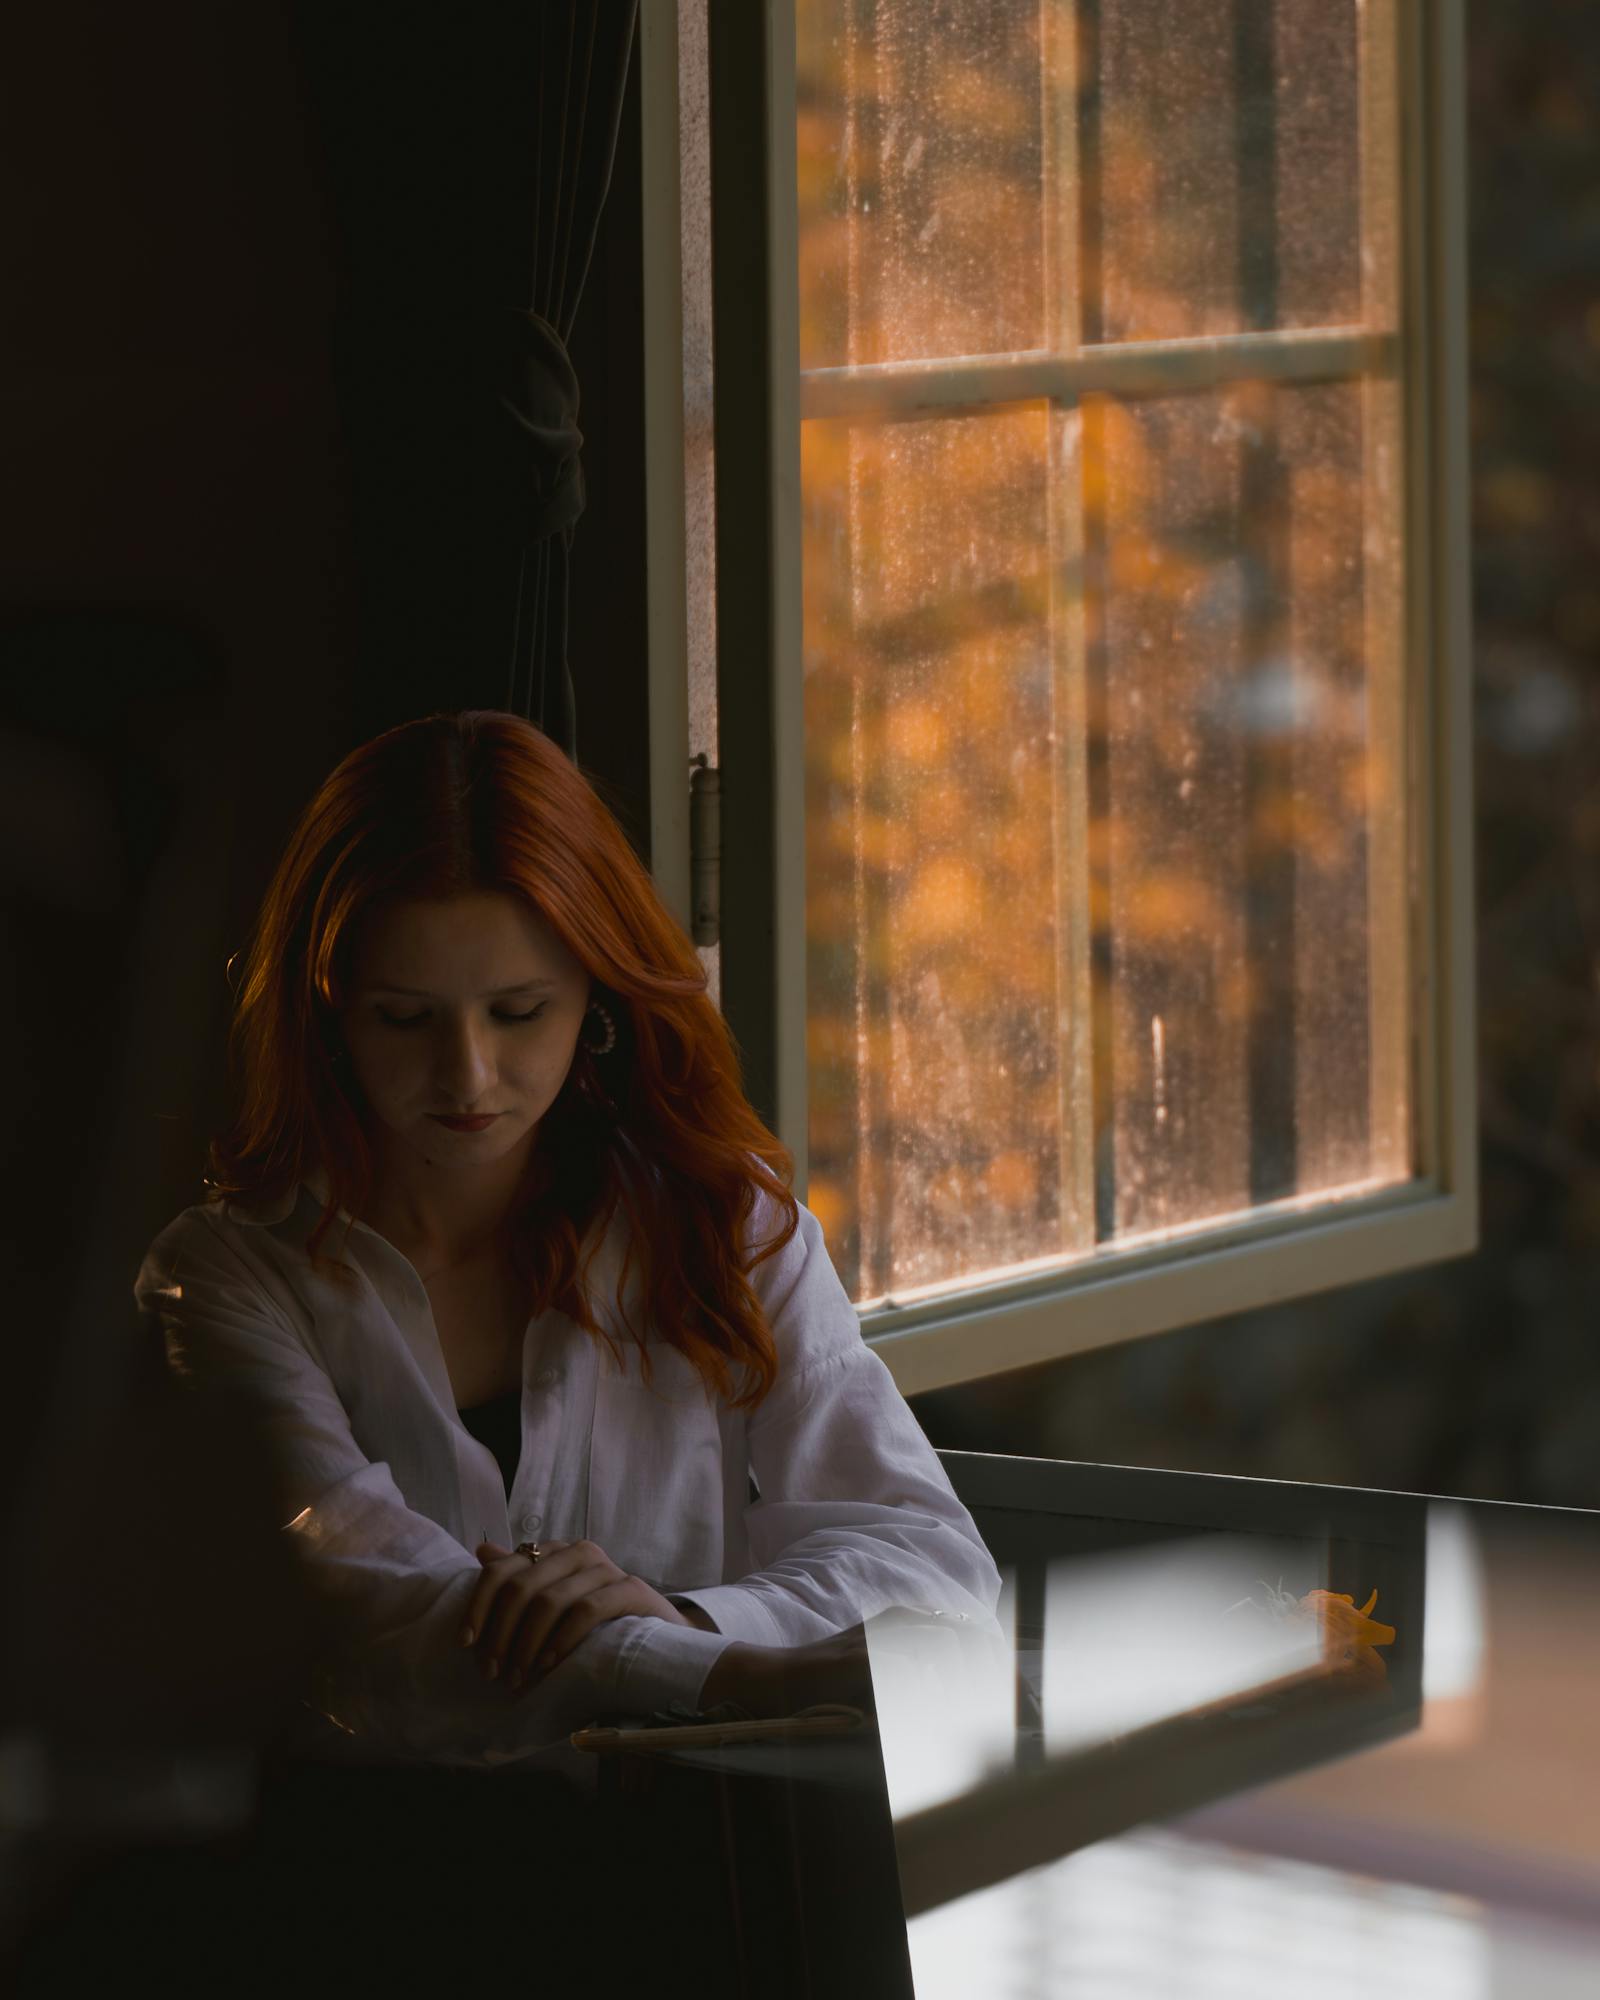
[434,1013,497,1107]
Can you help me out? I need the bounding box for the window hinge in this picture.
[689,754,720,945]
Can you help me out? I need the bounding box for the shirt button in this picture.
[520,1513,542,1536]
[535,1368,559,1387]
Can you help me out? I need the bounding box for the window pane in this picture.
[802,382,1409,1304]
[802,406,1093,1302]
[795,0,1376,368]
[1085,0,1364,342]
[794,1,1412,1314]
[796,0,1048,369]
[1087,380,1408,1241]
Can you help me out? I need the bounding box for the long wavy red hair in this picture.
[204,709,799,1411]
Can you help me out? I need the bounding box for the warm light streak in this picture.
[867,1588,1017,1822]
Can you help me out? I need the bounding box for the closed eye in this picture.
[376,1005,549,1028]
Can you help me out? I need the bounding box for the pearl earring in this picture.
[582,1001,616,1055]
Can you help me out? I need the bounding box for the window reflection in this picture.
[1040,1535,1329,1757]
[867,1590,1019,1821]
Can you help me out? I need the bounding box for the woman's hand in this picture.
[465,1539,697,1695]
[699,1623,873,1718]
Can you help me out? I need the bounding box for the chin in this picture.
[413,1117,532,1150]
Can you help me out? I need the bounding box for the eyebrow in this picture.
[368,979,561,999]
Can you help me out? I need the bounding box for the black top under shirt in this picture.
[458,1384,762,1512]
[457,1387,522,1499]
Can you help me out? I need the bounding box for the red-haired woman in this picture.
[134,709,1002,1774]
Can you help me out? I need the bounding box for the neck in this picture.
[362,1131,544,1269]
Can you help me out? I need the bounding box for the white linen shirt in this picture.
[132,1167,1003,1770]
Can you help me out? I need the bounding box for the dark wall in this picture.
[290,0,652,852]
[0,2,650,1429]
[565,30,654,867]
[0,4,353,1451]
[0,5,652,1928]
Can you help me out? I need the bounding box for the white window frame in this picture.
[640,0,1476,1400]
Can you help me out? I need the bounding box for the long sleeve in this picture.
[134,1210,734,1770]
[663,1199,1006,1653]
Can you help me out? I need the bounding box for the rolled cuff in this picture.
[666,1584,792,1649]
[602,1614,740,1718]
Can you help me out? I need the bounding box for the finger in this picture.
[480,1545,593,1680]
[476,1537,572,1562]
[503,1550,630,1686]
[462,1555,519,1650]
[504,1566,614,1686]
[503,1546,627,1682]
[515,1577,648,1694]
[462,1546,541,1650]
[463,1540,572,1653]
[478,1570,548,1678]
[474,1536,569,1571]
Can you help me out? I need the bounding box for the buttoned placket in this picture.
[283,1179,616,1565]
[508,1334,553,1546]
[507,1322,598,1551]
[326,1205,534,1550]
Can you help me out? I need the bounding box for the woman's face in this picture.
[338,890,594,1175]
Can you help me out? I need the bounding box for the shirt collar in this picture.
[223,1166,335,1229]
[221,1159,637,1301]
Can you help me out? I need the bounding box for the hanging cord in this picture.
[503,1,638,750]
[553,7,599,330]
[505,545,529,715]
[558,4,632,333]
[540,5,579,317]
[532,538,551,730]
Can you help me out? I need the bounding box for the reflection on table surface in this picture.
[880,1454,1600,2000]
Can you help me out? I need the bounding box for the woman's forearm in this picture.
[698,1641,773,1713]
[692,1616,876,1717]
[707,1625,875,1718]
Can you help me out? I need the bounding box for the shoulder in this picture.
[141,1179,308,1262]
[133,1198,304,1319]
[605,1148,858,1366]
[137,1199,240,1276]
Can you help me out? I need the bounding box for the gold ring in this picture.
[515,1541,544,1564]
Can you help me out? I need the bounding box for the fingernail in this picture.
[459,1627,475,1648]
[507,1668,523,1690]
[485,1657,499,1681]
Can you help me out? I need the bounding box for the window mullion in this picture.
[798,327,1397,423]
[1043,0,1095,1259]
[1359,0,1411,1183]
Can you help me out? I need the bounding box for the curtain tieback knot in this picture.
[494,307,586,543]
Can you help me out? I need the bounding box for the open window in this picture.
[642,0,1475,1397]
